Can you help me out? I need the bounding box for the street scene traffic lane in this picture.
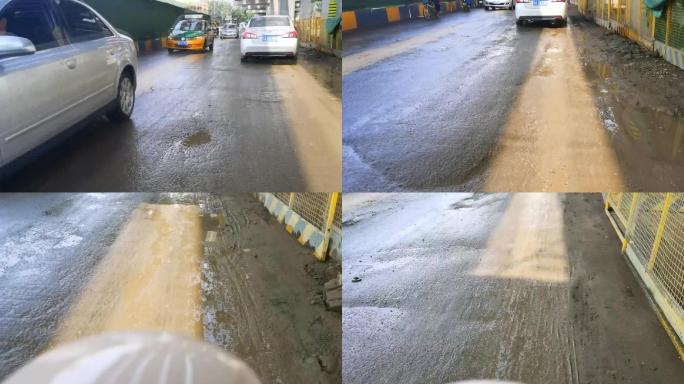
[343,8,684,192]
[342,193,684,383]
[0,39,341,192]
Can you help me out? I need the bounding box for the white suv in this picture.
[0,0,137,169]
[515,0,567,26]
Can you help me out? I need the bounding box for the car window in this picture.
[0,0,67,51]
[56,0,112,43]
[249,17,290,28]
[172,19,204,33]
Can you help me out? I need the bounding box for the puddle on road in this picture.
[581,58,684,177]
[183,131,212,147]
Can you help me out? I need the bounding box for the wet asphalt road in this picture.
[342,193,684,383]
[0,39,341,192]
[0,193,150,379]
[0,193,341,383]
[343,7,684,192]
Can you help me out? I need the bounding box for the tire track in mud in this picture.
[202,197,276,379]
[203,195,341,384]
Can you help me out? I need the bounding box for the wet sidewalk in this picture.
[342,193,684,383]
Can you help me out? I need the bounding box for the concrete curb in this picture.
[343,1,463,32]
[256,193,341,262]
[654,41,684,70]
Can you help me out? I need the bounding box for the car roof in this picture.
[1,0,89,11]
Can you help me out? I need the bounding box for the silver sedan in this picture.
[0,0,137,169]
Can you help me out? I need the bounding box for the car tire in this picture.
[168,48,174,54]
[106,71,135,123]
[516,19,523,26]
[240,55,247,62]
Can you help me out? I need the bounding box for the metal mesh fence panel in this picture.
[291,193,331,230]
[628,194,666,266]
[274,193,292,204]
[651,195,684,313]
[610,193,634,227]
[670,0,684,50]
[333,194,342,230]
[655,13,668,43]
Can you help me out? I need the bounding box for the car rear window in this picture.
[249,17,290,27]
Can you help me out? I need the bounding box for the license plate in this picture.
[261,35,276,42]
[178,41,188,47]
[532,0,547,5]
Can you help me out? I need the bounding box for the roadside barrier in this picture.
[604,193,684,358]
[296,18,343,55]
[343,1,464,32]
[256,193,341,261]
[577,0,684,70]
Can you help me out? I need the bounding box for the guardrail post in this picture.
[319,192,339,262]
[622,193,640,253]
[647,193,674,271]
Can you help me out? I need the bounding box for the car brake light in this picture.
[516,0,531,2]
[242,31,257,39]
[282,30,297,38]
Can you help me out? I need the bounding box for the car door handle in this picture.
[64,58,77,70]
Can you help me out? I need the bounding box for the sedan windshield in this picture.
[172,20,203,33]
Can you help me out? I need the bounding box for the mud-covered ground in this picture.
[343,7,684,192]
[0,193,341,383]
[342,193,684,383]
[203,194,342,384]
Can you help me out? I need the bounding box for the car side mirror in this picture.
[0,36,36,60]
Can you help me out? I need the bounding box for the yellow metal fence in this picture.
[261,193,341,260]
[605,193,684,352]
[296,18,342,53]
[273,192,340,231]
[579,0,684,57]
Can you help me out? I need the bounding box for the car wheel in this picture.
[168,48,174,54]
[516,19,523,26]
[240,55,247,62]
[106,71,135,123]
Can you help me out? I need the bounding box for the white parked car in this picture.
[515,0,567,26]
[240,15,298,62]
[485,0,514,10]
[0,0,137,169]
[220,23,238,39]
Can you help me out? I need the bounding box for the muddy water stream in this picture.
[49,204,203,346]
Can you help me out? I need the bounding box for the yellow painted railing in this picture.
[604,193,684,359]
